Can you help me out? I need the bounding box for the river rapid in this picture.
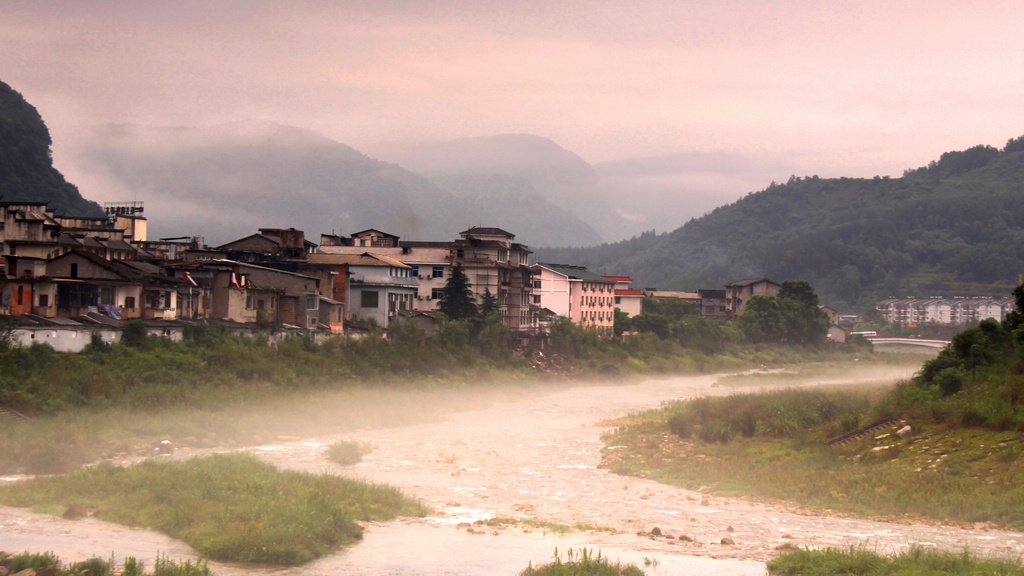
[4,365,1024,575]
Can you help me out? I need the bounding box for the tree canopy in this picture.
[437,264,478,321]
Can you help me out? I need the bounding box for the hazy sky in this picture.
[3,0,1024,206]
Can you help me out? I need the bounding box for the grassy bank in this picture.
[602,377,1024,529]
[767,546,1024,575]
[0,453,429,564]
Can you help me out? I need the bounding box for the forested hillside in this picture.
[536,136,1024,313]
[0,80,103,216]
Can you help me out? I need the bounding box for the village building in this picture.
[605,275,643,317]
[725,278,781,316]
[697,289,729,319]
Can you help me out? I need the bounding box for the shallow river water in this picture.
[4,366,1024,575]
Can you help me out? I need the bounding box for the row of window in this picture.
[581,282,612,293]
[584,296,613,307]
[585,310,612,322]
[410,265,445,278]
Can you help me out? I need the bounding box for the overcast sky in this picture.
[3,0,1024,207]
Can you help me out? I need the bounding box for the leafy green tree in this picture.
[641,297,698,323]
[437,264,478,321]
[674,315,732,353]
[120,319,149,348]
[777,280,830,345]
[735,295,783,343]
[631,313,671,339]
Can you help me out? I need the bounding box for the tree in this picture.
[777,280,829,345]
[437,264,478,321]
[631,313,671,339]
[735,281,829,345]
[613,308,631,337]
[735,295,783,343]
[479,288,498,318]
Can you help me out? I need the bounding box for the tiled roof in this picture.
[726,277,779,287]
[536,263,613,283]
[461,227,514,238]
[615,289,643,296]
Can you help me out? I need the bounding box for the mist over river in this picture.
[5,365,1023,575]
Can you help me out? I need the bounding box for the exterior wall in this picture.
[347,264,417,328]
[575,280,615,331]
[13,326,119,351]
[614,292,643,317]
[533,266,571,317]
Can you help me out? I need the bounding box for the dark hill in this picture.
[536,135,1024,312]
[0,80,103,216]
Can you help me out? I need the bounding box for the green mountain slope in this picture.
[536,136,1024,312]
[0,80,103,216]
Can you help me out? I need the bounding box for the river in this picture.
[4,364,1023,575]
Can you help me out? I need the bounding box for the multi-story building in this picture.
[532,263,616,332]
[876,296,1016,325]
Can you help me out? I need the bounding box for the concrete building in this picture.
[532,263,615,332]
[725,278,781,316]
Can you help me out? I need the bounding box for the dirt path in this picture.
[4,366,1023,575]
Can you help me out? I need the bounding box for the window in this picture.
[70,263,78,279]
[432,266,444,278]
[16,285,23,306]
[38,294,48,307]
[410,265,419,277]
[533,295,541,304]
[431,288,444,300]
[124,296,136,309]
[615,296,621,304]
[361,290,379,308]
[533,280,542,289]
[306,294,319,310]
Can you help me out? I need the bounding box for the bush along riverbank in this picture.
[602,288,1024,530]
[0,551,211,576]
[0,453,429,565]
[0,315,880,475]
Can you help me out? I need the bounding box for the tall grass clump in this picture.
[326,439,372,465]
[0,551,210,576]
[0,453,429,565]
[667,388,873,443]
[520,548,645,576]
[767,545,1024,576]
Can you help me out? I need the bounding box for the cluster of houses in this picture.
[875,296,1017,326]
[1,200,857,351]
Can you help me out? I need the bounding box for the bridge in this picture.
[868,337,950,351]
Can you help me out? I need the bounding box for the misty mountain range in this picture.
[75,125,603,246]
[75,122,793,247]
